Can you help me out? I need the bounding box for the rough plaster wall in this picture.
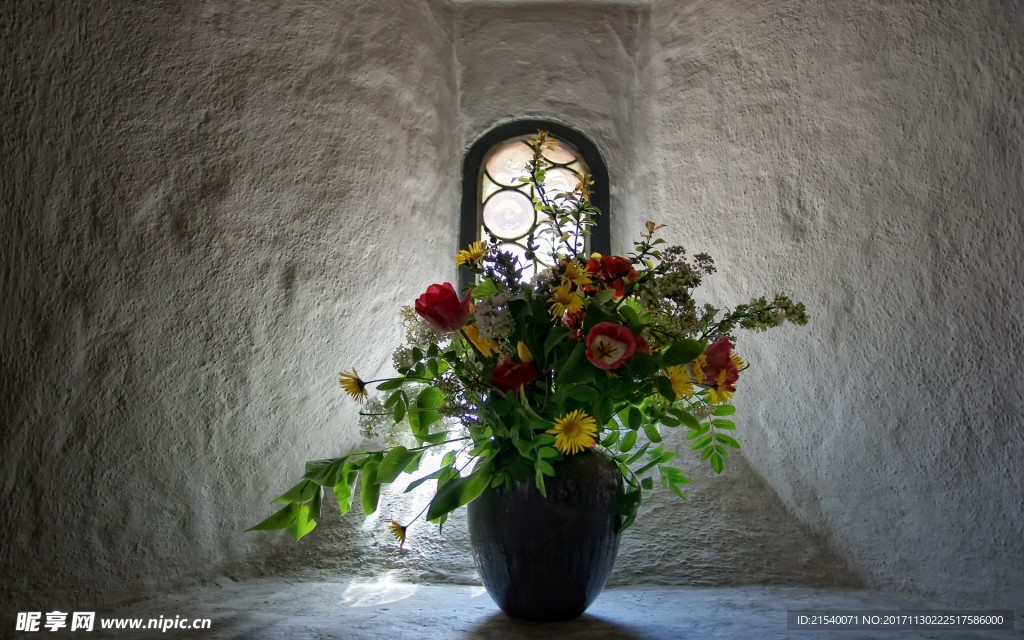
[455,1,649,248]
[640,0,1024,609]
[1,0,458,613]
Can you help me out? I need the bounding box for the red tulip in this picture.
[585,322,637,370]
[489,360,538,394]
[414,283,472,332]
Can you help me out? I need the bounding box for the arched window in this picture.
[459,121,610,289]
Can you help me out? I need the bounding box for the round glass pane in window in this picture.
[495,242,533,275]
[484,141,534,187]
[543,167,579,197]
[483,190,535,240]
[542,141,577,165]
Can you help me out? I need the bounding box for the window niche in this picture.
[459,121,610,290]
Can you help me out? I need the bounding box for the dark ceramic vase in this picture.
[467,449,623,622]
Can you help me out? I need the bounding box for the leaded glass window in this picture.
[459,121,610,291]
[479,135,589,279]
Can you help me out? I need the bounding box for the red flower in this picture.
[414,283,471,332]
[489,360,538,394]
[634,334,651,354]
[697,337,740,391]
[564,310,586,341]
[597,256,634,281]
[585,322,637,370]
[587,255,638,298]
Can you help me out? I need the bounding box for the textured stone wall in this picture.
[3,0,1021,618]
[2,0,459,612]
[639,0,1024,610]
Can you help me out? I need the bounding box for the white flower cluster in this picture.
[400,306,444,348]
[474,292,515,344]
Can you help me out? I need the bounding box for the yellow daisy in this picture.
[730,350,746,371]
[547,410,598,455]
[388,519,408,549]
[548,282,583,317]
[664,366,695,398]
[689,354,707,384]
[338,368,369,402]
[559,260,592,288]
[455,241,486,266]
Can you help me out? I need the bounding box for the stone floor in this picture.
[53,577,1021,639]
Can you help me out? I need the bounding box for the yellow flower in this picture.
[388,520,408,549]
[664,366,694,398]
[516,341,533,363]
[548,282,583,317]
[707,370,735,404]
[690,354,707,384]
[560,260,592,288]
[547,410,598,455]
[730,350,746,371]
[339,368,368,402]
[464,324,497,357]
[455,241,486,266]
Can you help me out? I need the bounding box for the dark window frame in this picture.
[459,120,610,290]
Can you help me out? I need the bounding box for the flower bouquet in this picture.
[251,132,808,547]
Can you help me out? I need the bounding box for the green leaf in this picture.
[359,457,382,515]
[287,503,319,541]
[534,467,548,498]
[617,489,642,532]
[333,467,358,515]
[712,404,736,416]
[426,463,492,521]
[668,406,702,430]
[662,339,706,366]
[247,504,297,532]
[472,278,499,298]
[640,477,654,490]
[712,419,736,430]
[273,480,319,504]
[544,326,570,359]
[409,387,445,440]
[625,443,650,465]
[668,483,688,499]
[403,467,444,493]
[619,430,638,452]
[377,446,414,484]
[601,430,620,447]
[565,385,599,403]
[691,434,713,450]
[377,378,405,391]
[625,351,657,377]
[714,433,741,449]
[643,423,662,443]
[303,458,346,486]
[710,447,726,474]
[634,450,676,476]
[654,376,676,401]
[627,406,643,430]
[554,342,586,384]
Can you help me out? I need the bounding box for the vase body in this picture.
[467,449,622,622]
